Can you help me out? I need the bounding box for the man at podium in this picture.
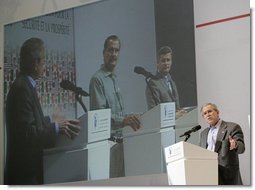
[199,103,245,185]
[145,46,180,111]
[5,38,80,185]
[89,35,141,178]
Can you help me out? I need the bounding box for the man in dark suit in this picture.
[4,37,80,185]
[199,103,245,185]
[146,46,180,110]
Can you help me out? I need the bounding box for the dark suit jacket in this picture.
[199,120,245,185]
[5,74,56,185]
[146,73,180,110]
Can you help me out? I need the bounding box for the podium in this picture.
[164,141,218,185]
[123,103,199,177]
[123,102,176,176]
[43,109,111,184]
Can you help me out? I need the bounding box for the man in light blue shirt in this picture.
[89,35,141,178]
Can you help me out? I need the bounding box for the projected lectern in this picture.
[123,102,176,176]
[43,109,111,184]
[122,103,199,177]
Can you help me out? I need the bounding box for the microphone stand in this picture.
[145,77,159,107]
[75,94,88,113]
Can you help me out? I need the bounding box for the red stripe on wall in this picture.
[196,13,250,28]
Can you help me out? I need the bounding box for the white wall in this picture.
[0,0,251,185]
[194,0,250,185]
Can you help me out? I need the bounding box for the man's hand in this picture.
[123,114,141,131]
[176,109,186,119]
[229,136,237,150]
[58,119,80,139]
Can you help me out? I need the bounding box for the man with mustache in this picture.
[89,35,141,178]
[199,103,245,185]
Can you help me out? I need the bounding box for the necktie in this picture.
[163,76,172,93]
[167,80,173,94]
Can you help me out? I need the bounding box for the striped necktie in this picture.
[164,76,173,94]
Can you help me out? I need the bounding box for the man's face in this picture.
[103,39,120,71]
[157,52,172,75]
[201,105,220,126]
[34,51,45,79]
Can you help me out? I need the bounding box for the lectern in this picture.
[164,141,218,185]
[123,102,176,176]
[122,103,199,177]
[43,109,111,184]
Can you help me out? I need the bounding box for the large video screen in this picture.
[4,0,197,184]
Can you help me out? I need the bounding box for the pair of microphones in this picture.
[60,66,155,95]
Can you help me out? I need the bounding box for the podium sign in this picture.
[86,109,111,143]
[164,141,218,185]
[160,102,176,127]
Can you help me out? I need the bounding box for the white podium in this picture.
[164,141,218,185]
[123,103,200,177]
[43,109,111,184]
[123,102,176,176]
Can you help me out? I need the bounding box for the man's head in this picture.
[200,103,220,126]
[157,46,173,76]
[20,37,45,79]
[103,35,121,71]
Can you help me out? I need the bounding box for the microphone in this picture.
[179,125,201,137]
[60,80,89,97]
[134,66,157,79]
